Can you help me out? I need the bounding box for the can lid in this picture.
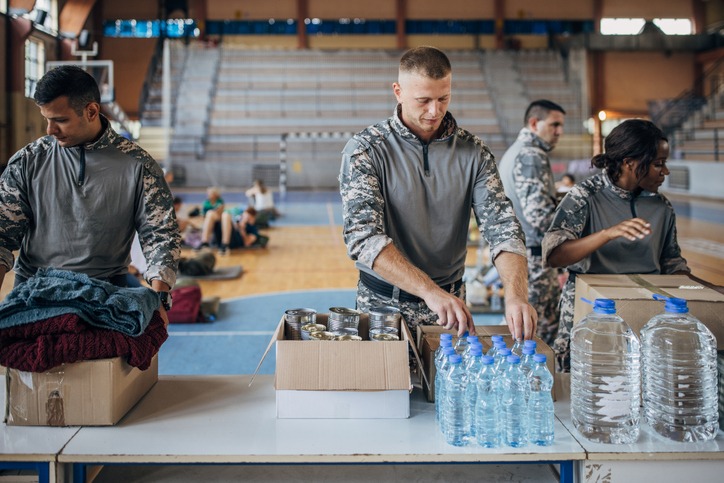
[368,305,400,316]
[328,307,361,316]
[285,308,317,315]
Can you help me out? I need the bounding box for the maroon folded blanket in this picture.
[0,311,167,372]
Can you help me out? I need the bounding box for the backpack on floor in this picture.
[167,284,205,323]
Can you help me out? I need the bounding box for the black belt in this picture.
[527,246,542,257]
[359,271,463,304]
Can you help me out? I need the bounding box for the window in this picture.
[25,38,45,98]
[601,18,692,35]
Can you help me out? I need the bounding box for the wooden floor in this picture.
[0,194,721,302]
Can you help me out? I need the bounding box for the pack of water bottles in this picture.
[434,331,555,447]
[570,296,719,444]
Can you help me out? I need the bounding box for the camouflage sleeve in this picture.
[513,149,556,240]
[659,197,690,274]
[339,138,392,269]
[136,158,181,288]
[542,186,590,270]
[471,142,526,261]
[0,151,32,271]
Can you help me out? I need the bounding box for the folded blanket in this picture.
[0,311,167,372]
[0,268,159,336]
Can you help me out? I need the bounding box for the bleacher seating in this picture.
[670,84,724,162]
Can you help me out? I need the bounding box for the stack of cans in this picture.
[284,308,317,340]
[718,350,724,431]
[327,307,361,333]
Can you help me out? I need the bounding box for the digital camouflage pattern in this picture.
[0,119,180,287]
[543,172,689,372]
[498,127,561,345]
[355,280,467,330]
[340,106,526,294]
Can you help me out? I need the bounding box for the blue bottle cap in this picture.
[523,339,537,348]
[494,340,507,349]
[665,297,689,313]
[522,347,535,355]
[449,354,462,364]
[481,355,495,365]
[467,335,479,342]
[460,331,469,338]
[506,354,521,364]
[533,353,547,363]
[498,348,512,357]
[491,334,504,342]
[440,333,453,340]
[592,298,616,314]
[440,338,453,347]
[443,347,456,356]
[470,346,483,356]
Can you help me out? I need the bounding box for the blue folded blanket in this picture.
[0,268,159,336]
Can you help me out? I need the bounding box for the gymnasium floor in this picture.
[160,189,724,376]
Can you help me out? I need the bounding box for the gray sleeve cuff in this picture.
[145,265,177,289]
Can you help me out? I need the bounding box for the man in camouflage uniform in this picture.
[498,100,565,345]
[0,66,180,320]
[340,46,537,340]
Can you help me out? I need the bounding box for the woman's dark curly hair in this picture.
[592,119,667,182]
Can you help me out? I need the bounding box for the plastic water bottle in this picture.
[454,331,470,355]
[570,298,641,444]
[442,354,469,446]
[475,355,501,448]
[528,354,555,446]
[520,346,537,379]
[463,346,484,440]
[435,346,457,425]
[462,336,482,364]
[434,334,453,368]
[511,338,524,356]
[641,296,718,442]
[493,348,512,374]
[486,339,506,358]
[501,354,528,447]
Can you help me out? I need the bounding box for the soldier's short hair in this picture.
[524,100,566,124]
[34,65,100,116]
[399,46,451,80]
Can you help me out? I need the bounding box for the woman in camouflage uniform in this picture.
[542,119,690,372]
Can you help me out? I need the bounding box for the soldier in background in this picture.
[498,100,566,345]
[0,66,180,320]
[340,46,537,340]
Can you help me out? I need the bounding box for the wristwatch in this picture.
[158,291,173,311]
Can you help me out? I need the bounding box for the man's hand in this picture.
[424,288,475,336]
[503,295,537,341]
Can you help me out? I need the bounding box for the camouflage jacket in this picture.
[339,106,525,286]
[542,171,690,276]
[497,127,557,247]
[0,117,180,287]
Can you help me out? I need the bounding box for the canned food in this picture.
[327,307,361,332]
[284,308,317,340]
[301,323,327,340]
[368,305,401,330]
[309,331,336,341]
[369,326,399,339]
[336,335,363,341]
[372,333,400,342]
[330,327,359,337]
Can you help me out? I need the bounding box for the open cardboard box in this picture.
[416,325,557,402]
[253,313,421,419]
[574,274,724,347]
[4,355,158,426]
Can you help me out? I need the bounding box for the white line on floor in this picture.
[169,331,276,336]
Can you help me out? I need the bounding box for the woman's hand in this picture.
[603,218,651,242]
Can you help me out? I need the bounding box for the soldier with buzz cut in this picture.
[340,46,537,341]
[497,99,566,346]
[0,65,180,322]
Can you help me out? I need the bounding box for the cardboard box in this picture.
[4,355,158,426]
[574,274,724,347]
[416,325,557,402]
[255,314,418,419]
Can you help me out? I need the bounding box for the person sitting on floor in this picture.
[235,207,269,249]
[245,179,281,228]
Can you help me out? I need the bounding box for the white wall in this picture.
[661,161,724,201]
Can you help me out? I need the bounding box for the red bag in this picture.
[167,285,205,323]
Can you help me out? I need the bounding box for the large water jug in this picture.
[570,298,641,444]
[641,296,718,442]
